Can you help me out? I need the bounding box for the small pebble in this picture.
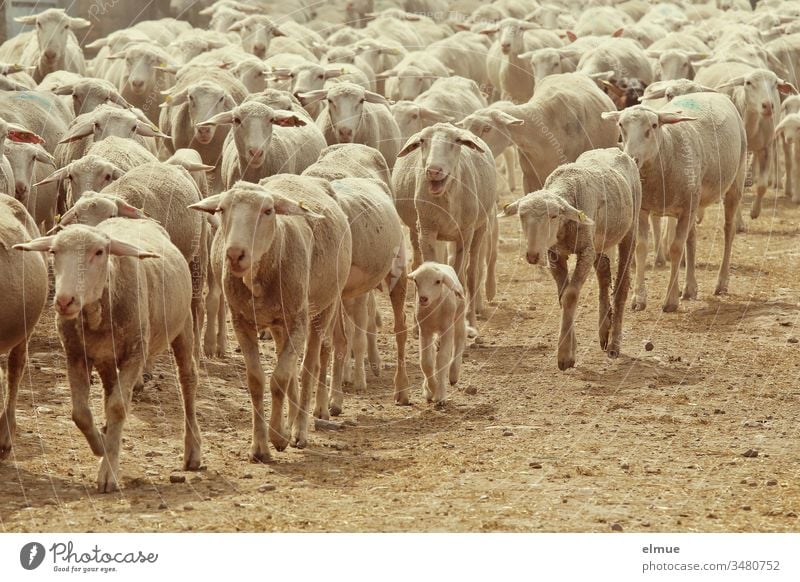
[502,430,513,437]
[183,505,194,511]
[158,502,168,510]
[258,484,276,493]
[742,449,759,458]
[766,479,778,486]
[610,523,623,532]
[742,505,751,511]
[465,386,478,395]
[788,337,799,344]
[786,511,798,518]
[169,474,186,484]
[644,341,654,351]
[529,462,542,469]
[242,473,253,479]
[621,463,630,470]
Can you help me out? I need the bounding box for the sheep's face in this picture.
[392,102,451,143]
[777,116,800,144]
[27,10,89,68]
[394,66,434,101]
[409,263,462,308]
[515,193,565,266]
[293,64,329,95]
[123,47,165,97]
[233,61,268,93]
[187,84,233,144]
[498,21,528,56]
[457,110,521,158]
[67,156,124,201]
[325,48,357,65]
[93,110,141,142]
[327,88,367,143]
[738,70,782,119]
[232,105,277,169]
[4,142,52,202]
[529,49,562,86]
[234,16,281,59]
[62,195,119,227]
[72,83,115,115]
[658,51,693,82]
[614,108,661,168]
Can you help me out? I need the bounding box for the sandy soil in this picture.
[1,182,799,533]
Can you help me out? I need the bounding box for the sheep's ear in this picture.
[478,26,499,36]
[161,87,188,108]
[498,200,519,217]
[325,67,344,79]
[135,121,169,138]
[33,149,56,167]
[588,71,615,83]
[397,137,422,157]
[188,194,223,214]
[223,94,237,110]
[106,89,133,108]
[640,85,666,101]
[657,111,697,125]
[271,111,306,127]
[417,106,451,123]
[440,268,465,298]
[455,133,485,153]
[564,30,577,43]
[7,124,45,145]
[601,79,625,98]
[113,198,147,219]
[273,196,325,218]
[645,49,660,59]
[295,89,328,106]
[601,110,621,122]
[197,110,235,127]
[14,15,39,25]
[59,119,95,143]
[560,201,594,225]
[110,165,125,180]
[13,235,55,252]
[154,64,180,74]
[494,111,524,127]
[51,83,76,96]
[171,159,215,172]
[778,80,799,95]
[228,22,245,32]
[85,38,108,49]
[108,238,160,259]
[364,90,390,106]
[612,27,625,38]
[69,17,91,29]
[272,27,286,37]
[715,75,747,90]
[35,166,71,187]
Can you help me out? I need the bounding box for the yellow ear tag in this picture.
[54,213,61,223]
[299,201,309,211]
[578,210,588,223]
[164,95,172,103]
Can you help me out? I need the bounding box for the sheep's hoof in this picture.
[269,432,289,453]
[631,300,646,312]
[557,357,575,371]
[96,459,120,494]
[250,450,274,464]
[607,347,620,359]
[466,326,478,339]
[370,363,381,377]
[714,284,728,296]
[290,435,307,449]
[0,416,15,460]
[183,447,202,471]
[394,393,410,406]
[142,372,153,383]
[433,400,447,410]
[662,302,679,313]
[329,404,342,417]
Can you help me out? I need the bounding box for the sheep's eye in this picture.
[95,249,103,257]
[651,123,657,129]
[36,22,42,28]
[359,98,365,103]
[218,96,224,103]
[482,126,490,133]
[263,208,273,216]
[233,117,241,124]
[411,113,418,120]
[317,74,324,79]
[105,174,111,181]
[131,125,137,132]
[435,279,441,285]
[746,80,752,86]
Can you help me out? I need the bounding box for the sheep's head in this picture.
[13,224,158,319]
[197,102,306,169]
[602,106,696,168]
[298,83,389,144]
[499,190,594,267]
[4,141,54,202]
[775,113,800,144]
[291,63,343,96]
[52,78,132,115]
[231,59,269,93]
[15,8,90,69]
[647,49,706,82]
[188,182,322,276]
[602,76,649,109]
[522,48,568,86]
[397,123,487,196]
[391,101,453,143]
[716,69,796,119]
[106,44,174,97]
[59,105,168,144]
[163,81,236,144]
[408,261,464,308]
[229,15,285,58]
[455,108,523,158]
[382,64,438,102]
[482,18,539,56]
[37,154,125,202]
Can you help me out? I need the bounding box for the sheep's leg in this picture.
[203,270,221,357]
[317,330,333,419]
[557,250,594,371]
[190,256,205,363]
[418,225,440,265]
[350,294,369,393]
[232,314,273,462]
[409,221,423,271]
[366,291,381,377]
[548,252,569,306]
[716,168,744,295]
[449,304,467,386]
[783,138,793,198]
[294,309,333,448]
[485,214,498,303]
[682,224,698,300]
[96,357,141,493]
[518,152,543,195]
[792,146,800,204]
[329,302,353,418]
[502,147,517,192]
[389,269,410,406]
[609,231,635,359]
[67,355,105,457]
[171,319,202,471]
[0,341,27,459]
[651,215,665,268]
[594,253,612,351]
[434,326,454,406]
[751,148,769,219]
[663,213,691,313]
[631,210,650,311]
[419,329,436,402]
[465,226,485,329]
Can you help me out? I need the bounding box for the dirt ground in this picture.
[2,179,799,533]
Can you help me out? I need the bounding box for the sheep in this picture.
[198,101,325,189]
[577,38,655,90]
[648,49,708,81]
[499,148,641,370]
[602,91,747,312]
[0,90,73,155]
[159,68,248,192]
[188,177,352,459]
[57,162,208,361]
[392,123,496,330]
[4,141,57,231]
[302,145,409,409]
[774,112,800,203]
[298,82,402,170]
[695,63,797,219]
[323,46,378,89]
[14,219,202,492]
[349,38,407,95]
[227,15,292,59]
[378,51,451,102]
[0,119,45,199]
[574,6,633,36]
[391,76,488,143]
[38,136,158,205]
[230,58,271,93]
[424,32,491,89]
[0,194,48,460]
[10,9,90,83]
[456,72,619,195]
[39,75,133,117]
[407,262,467,406]
[86,29,151,78]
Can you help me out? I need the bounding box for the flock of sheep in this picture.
[0,0,796,494]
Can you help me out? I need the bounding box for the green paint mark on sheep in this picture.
[671,97,702,111]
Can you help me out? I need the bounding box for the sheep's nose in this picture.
[248,147,264,159]
[526,252,539,265]
[426,166,444,180]
[762,102,773,116]
[55,295,75,312]
[501,43,511,54]
[253,43,266,55]
[15,183,28,197]
[227,247,246,266]
[338,128,353,142]
[418,295,429,306]
[44,49,57,60]
[131,79,144,88]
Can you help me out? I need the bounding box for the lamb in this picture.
[57,162,208,361]
[302,145,409,410]
[456,72,619,194]
[695,63,797,219]
[407,261,467,406]
[0,194,48,460]
[159,68,248,192]
[198,101,325,189]
[38,136,158,205]
[9,9,90,83]
[298,83,402,170]
[4,140,57,231]
[602,91,747,312]
[189,177,352,459]
[14,219,202,492]
[392,123,496,330]
[499,148,641,370]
